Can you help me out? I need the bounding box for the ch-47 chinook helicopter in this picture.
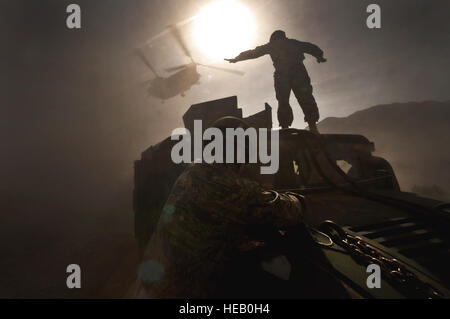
[135,25,244,101]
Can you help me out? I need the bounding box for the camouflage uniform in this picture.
[136,163,303,298]
[231,38,324,128]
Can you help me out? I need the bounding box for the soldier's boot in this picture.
[301,102,320,134]
[308,121,319,134]
[277,103,293,129]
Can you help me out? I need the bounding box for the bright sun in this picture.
[193,0,256,60]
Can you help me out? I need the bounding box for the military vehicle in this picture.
[133,96,450,298]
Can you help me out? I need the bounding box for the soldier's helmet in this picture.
[208,116,252,164]
[270,30,286,43]
[210,116,250,131]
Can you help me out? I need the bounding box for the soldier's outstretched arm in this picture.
[225,44,270,63]
[295,40,327,63]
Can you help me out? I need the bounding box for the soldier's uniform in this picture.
[227,31,325,130]
[136,163,304,298]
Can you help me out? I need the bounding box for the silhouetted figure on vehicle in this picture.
[226,30,326,133]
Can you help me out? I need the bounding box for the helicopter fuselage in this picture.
[148,64,201,100]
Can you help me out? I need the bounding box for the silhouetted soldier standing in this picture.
[226,30,326,133]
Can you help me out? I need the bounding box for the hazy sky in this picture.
[1,0,449,218]
[125,0,450,131]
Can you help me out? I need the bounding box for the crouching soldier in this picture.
[134,162,305,298]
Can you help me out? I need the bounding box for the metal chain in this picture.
[320,221,444,299]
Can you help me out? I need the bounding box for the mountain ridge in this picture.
[317,100,450,197]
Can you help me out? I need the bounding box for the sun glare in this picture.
[193,0,256,60]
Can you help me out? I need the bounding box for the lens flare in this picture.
[193,0,256,60]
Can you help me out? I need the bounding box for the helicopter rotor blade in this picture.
[169,25,194,63]
[197,63,245,76]
[134,48,159,77]
[165,64,189,73]
[137,15,197,49]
